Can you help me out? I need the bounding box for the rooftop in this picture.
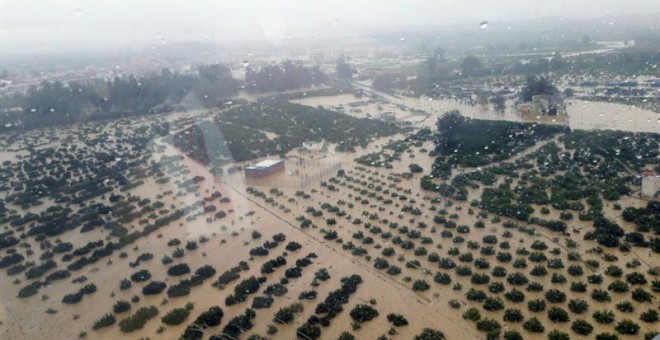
[253,159,283,168]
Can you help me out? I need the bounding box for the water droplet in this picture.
[479,21,489,29]
[241,60,250,67]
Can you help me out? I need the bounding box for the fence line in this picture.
[221,161,343,189]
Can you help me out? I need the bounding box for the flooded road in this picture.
[566,99,660,133]
[291,88,659,133]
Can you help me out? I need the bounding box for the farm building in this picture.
[641,169,659,199]
[244,159,285,178]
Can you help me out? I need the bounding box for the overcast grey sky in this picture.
[1,0,658,55]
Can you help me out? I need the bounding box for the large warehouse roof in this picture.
[251,159,283,168]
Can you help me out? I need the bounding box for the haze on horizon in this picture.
[1,0,659,57]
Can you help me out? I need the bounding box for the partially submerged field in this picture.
[0,101,658,340]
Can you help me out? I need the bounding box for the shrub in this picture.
[264,283,288,297]
[471,273,490,285]
[604,265,623,277]
[386,266,402,276]
[285,242,302,251]
[449,299,461,309]
[530,265,547,276]
[476,318,501,333]
[551,273,567,284]
[626,272,647,285]
[502,330,523,340]
[412,279,430,291]
[161,307,190,325]
[588,274,603,284]
[547,307,570,323]
[298,291,317,300]
[338,332,355,340]
[92,313,116,330]
[466,289,487,302]
[119,278,132,290]
[591,289,611,302]
[527,299,546,312]
[522,317,544,333]
[567,265,583,276]
[592,309,615,324]
[616,302,633,314]
[222,308,256,339]
[614,319,640,335]
[491,266,507,277]
[296,323,321,339]
[142,281,167,295]
[568,299,589,314]
[595,332,620,340]
[507,272,529,285]
[571,319,594,336]
[503,308,523,322]
[414,328,445,340]
[252,296,274,309]
[167,263,191,276]
[260,256,286,274]
[113,300,131,313]
[193,306,224,327]
[249,247,269,256]
[608,280,629,293]
[504,289,525,302]
[62,292,83,304]
[640,309,659,323]
[273,303,304,324]
[130,270,151,282]
[387,313,409,326]
[349,304,379,323]
[373,258,389,269]
[570,281,587,292]
[487,282,504,294]
[631,287,654,302]
[547,329,569,340]
[645,331,660,340]
[118,306,159,333]
[545,289,566,303]
[483,297,504,311]
[280,265,301,278]
[527,282,544,292]
[462,308,481,321]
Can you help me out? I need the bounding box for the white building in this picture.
[641,169,659,199]
[302,141,323,151]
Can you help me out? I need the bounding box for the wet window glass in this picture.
[0,1,659,340]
